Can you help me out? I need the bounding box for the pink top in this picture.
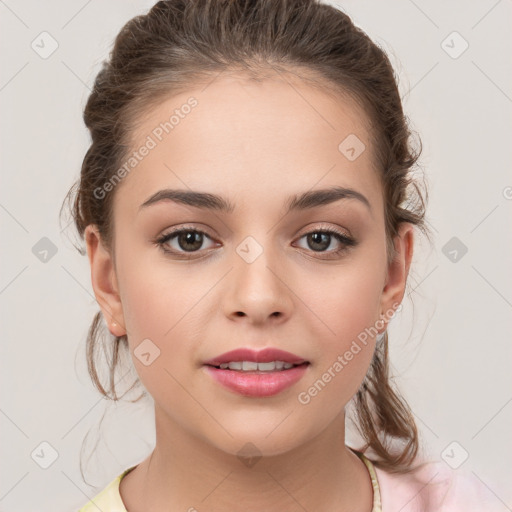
[358,450,503,511]
[78,449,503,511]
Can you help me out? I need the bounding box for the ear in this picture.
[378,222,414,331]
[84,224,126,337]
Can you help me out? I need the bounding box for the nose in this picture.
[222,239,293,325]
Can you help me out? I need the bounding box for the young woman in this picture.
[64,0,499,510]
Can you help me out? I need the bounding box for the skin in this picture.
[85,71,413,512]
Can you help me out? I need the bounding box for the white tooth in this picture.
[258,361,276,371]
[221,360,296,371]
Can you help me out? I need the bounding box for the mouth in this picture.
[202,347,309,368]
[202,361,311,397]
[201,347,310,396]
[204,361,310,372]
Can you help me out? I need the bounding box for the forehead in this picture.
[115,72,380,217]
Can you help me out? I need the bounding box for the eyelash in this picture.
[154,225,357,259]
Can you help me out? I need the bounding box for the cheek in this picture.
[295,259,382,397]
[306,261,382,343]
[116,240,198,340]
[115,255,209,389]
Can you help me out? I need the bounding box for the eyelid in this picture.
[296,222,351,238]
[159,224,214,238]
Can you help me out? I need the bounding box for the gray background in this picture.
[1,0,511,510]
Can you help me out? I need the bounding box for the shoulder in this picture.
[78,467,135,512]
[374,458,503,512]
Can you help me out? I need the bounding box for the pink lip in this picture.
[203,363,310,397]
[203,347,308,366]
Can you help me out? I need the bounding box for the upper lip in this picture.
[203,347,309,366]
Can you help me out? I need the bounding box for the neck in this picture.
[121,405,373,512]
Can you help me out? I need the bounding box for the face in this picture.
[86,72,413,458]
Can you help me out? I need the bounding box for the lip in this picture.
[203,347,308,366]
[203,363,310,397]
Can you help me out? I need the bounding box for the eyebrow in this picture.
[139,186,371,214]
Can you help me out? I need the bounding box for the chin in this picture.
[207,430,308,461]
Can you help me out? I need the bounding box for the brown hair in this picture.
[61,0,431,476]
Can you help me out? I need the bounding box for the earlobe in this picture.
[379,223,415,330]
[84,225,126,337]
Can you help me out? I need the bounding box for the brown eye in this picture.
[306,232,332,252]
[174,231,205,252]
[295,228,357,257]
[156,228,217,256]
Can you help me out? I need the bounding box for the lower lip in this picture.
[203,364,310,397]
